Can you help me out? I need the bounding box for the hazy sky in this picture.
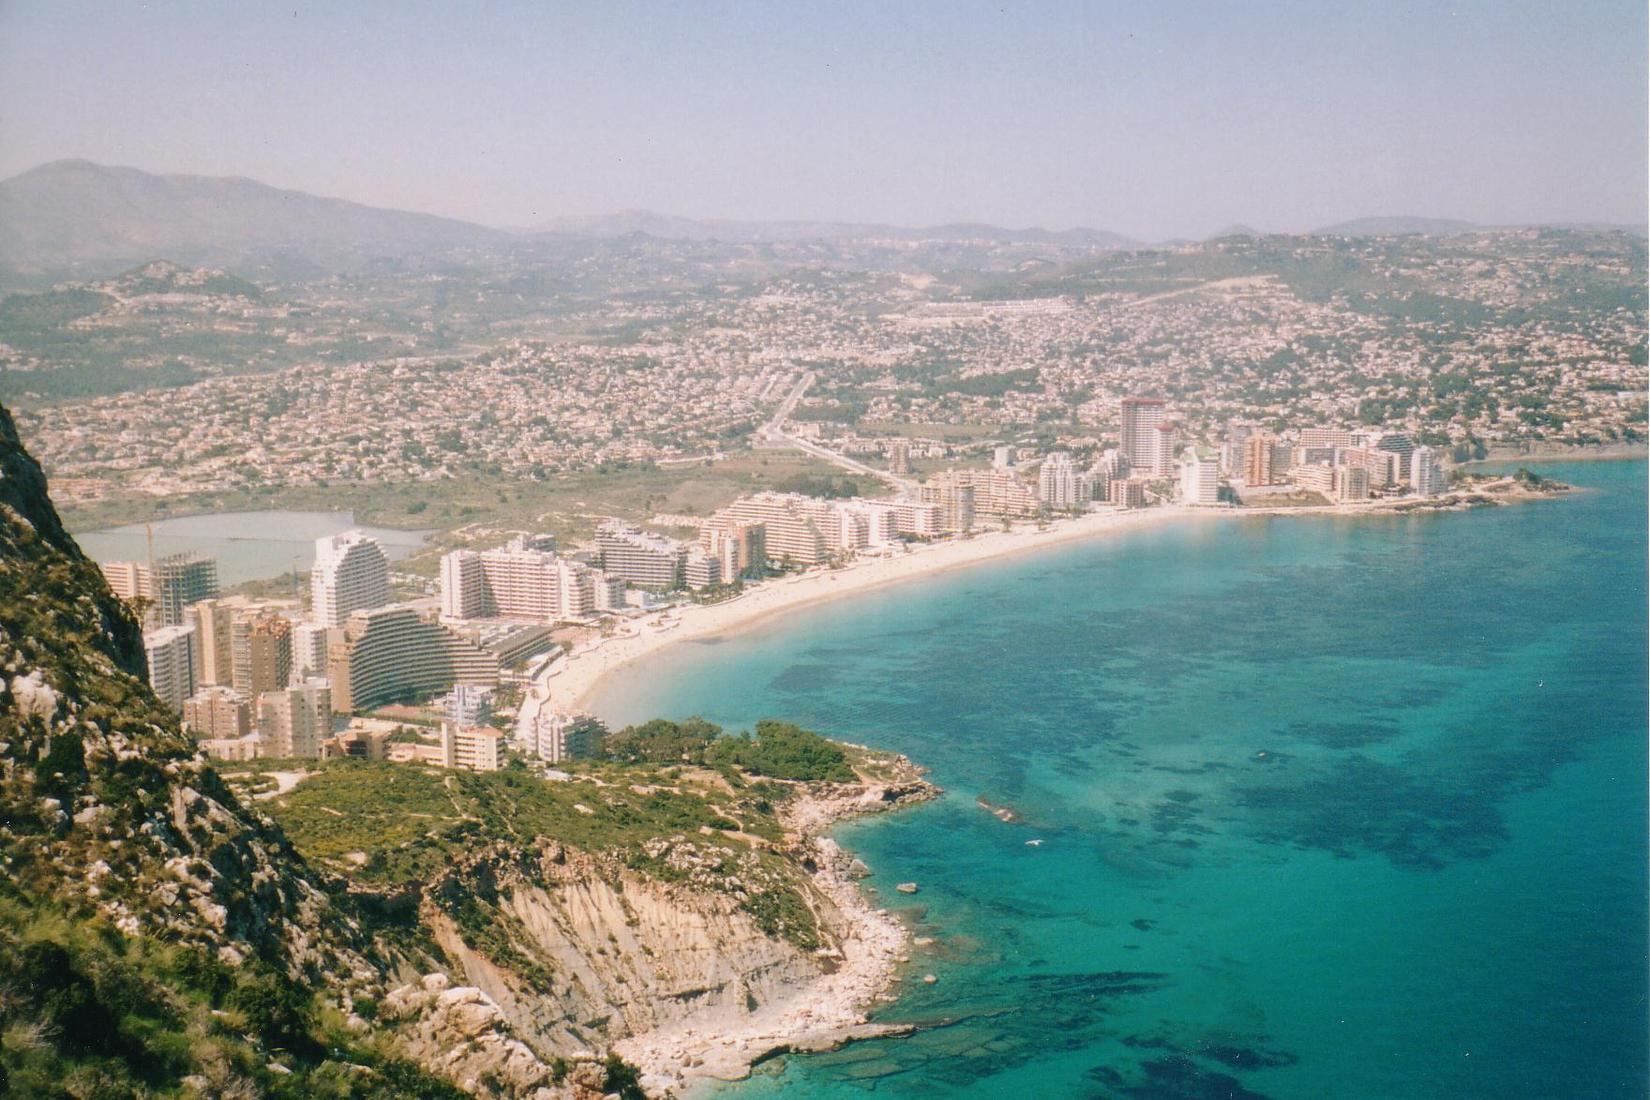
[1,1,1644,239]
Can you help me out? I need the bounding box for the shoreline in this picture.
[541,483,1578,725]
[552,505,1217,719]
[615,766,941,1096]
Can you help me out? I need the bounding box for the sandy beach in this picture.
[545,505,1217,722]
[535,484,1558,724]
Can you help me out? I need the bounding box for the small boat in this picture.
[1025,839,1043,847]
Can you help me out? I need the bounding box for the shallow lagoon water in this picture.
[74,510,431,586]
[595,460,1648,1100]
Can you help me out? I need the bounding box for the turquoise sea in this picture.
[595,460,1648,1100]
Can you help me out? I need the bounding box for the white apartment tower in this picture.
[311,531,391,628]
[1410,446,1446,497]
[144,623,197,712]
[440,544,606,621]
[1180,454,1220,505]
[1039,452,1089,508]
[1119,397,1167,472]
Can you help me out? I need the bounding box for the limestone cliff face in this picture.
[419,842,835,1057]
[0,400,343,973]
[0,400,145,679]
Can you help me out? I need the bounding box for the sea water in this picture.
[594,460,1648,1100]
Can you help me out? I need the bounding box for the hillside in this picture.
[1311,215,1480,237]
[0,160,503,279]
[0,398,936,1096]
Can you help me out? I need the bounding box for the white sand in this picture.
[534,487,1560,723]
[544,505,1221,722]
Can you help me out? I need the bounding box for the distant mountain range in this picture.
[0,160,1641,282]
[0,159,503,276]
[1309,215,1481,237]
[534,208,1144,247]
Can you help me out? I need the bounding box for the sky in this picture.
[0,1,1645,240]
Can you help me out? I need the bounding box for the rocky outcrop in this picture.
[0,399,144,678]
[420,842,832,1055]
[0,400,575,1097]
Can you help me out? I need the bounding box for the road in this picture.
[757,370,915,491]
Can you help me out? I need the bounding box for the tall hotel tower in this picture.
[1119,397,1167,473]
[311,531,391,628]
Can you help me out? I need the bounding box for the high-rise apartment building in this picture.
[597,522,686,590]
[327,606,498,713]
[684,551,722,589]
[1180,454,1220,504]
[444,683,494,727]
[99,560,147,603]
[100,552,219,627]
[1376,433,1417,480]
[1039,452,1092,508]
[1243,434,1283,486]
[1342,447,1398,488]
[1119,397,1167,472]
[1152,423,1179,476]
[525,712,607,764]
[143,623,196,711]
[917,480,975,533]
[187,598,236,687]
[926,469,1037,520]
[439,539,608,621]
[701,521,767,579]
[311,531,390,627]
[1292,463,1337,495]
[259,679,332,759]
[1410,446,1446,497]
[440,722,503,772]
[232,611,292,698]
[1300,427,1356,449]
[1109,477,1148,508]
[290,620,331,681]
[151,553,219,627]
[888,438,911,477]
[887,499,942,538]
[1335,465,1372,502]
[706,495,827,567]
[182,685,252,740]
[1222,422,1254,475]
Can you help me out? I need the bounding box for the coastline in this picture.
[541,483,1577,725]
[1469,441,1648,465]
[552,505,1217,719]
[614,765,941,1096]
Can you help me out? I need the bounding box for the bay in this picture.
[594,459,1649,1100]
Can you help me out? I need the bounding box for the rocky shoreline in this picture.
[614,757,940,1096]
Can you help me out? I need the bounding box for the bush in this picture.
[704,720,855,782]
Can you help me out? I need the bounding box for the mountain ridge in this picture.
[2,160,1644,281]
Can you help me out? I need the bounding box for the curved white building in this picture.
[311,531,390,628]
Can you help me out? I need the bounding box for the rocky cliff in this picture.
[0,400,601,1097]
